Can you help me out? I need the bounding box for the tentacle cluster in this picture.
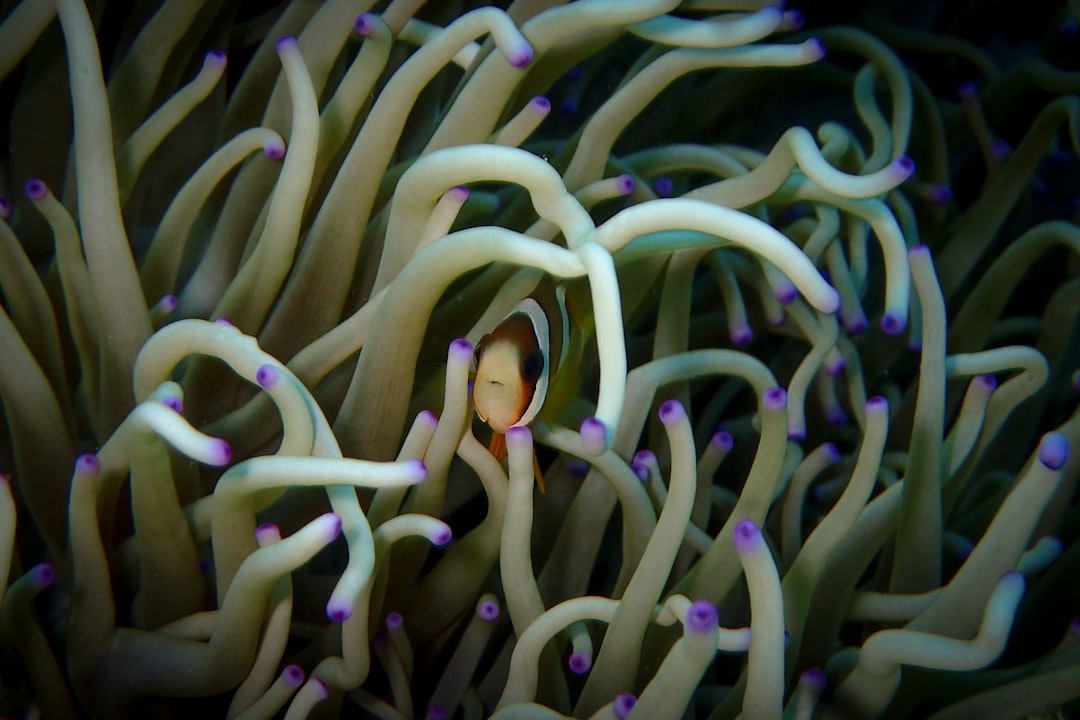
[0,1,1079,718]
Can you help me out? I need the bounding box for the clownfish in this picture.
[472,282,590,491]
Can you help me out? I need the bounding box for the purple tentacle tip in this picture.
[427,706,447,720]
[255,523,281,545]
[686,600,719,634]
[892,155,916,178]
[255,364,280,388]
[31,563,55,588]
[958,81,978,99]
[731,325,753,347]
[999,571,1025,593]
[25,179,47,200]
[431,524,452,546]
[784,9,805,30]
[417,410,438,428]
[991,139,1011,158]
[733,519,762,552]
[162,395,183,413]
[0,197,11,218]
[822,442,841,464]
[264,141,285,161]
[615,174,635,195]
[407,458,428,482]
[776,283,798,305]
[386,612,404,630]
[213,317,235,328]
[321,512,343,540]
[206,49,226,66]
[507,424,532,443]
[763,387,788,410]
[529,96,551,113]
[211,439,232,466]
[880,311,906,336]
[630,462,649,482]
[580,417,608,455]
[846,316,869,334]
[613,694,637,720]
[801,667,826,691]
[450,337,474,360]
[283,664,305,688]
[1068,615,1080,637]
[568,651,592,674]
[788,426,807,441]
[633,449,656,465]
[908,243,930,260]
[976,374,998,393]
[825,354,846,376]
[658,399,686,425]
[653,176,674,197]
[76,453,100,475]
[275,35,297,52]
[509,45,534,68]
[354,13,376,36]
[866,395,889,414]
[806,37,826,60]
[711,430,734,453]
[478,598,500,621]
[1038,432,1069,470]
[931,184,953,204]
[327,602,351,623]
[568,459,590,477]
[826,408,847,427]
[159,294,178,311]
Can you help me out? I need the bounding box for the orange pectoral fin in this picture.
[533,452,546,494]
[488,432,545,494]
[488,432,507,462]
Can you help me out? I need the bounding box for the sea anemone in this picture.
[0,0,1078,718]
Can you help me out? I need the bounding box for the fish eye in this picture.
[522,351,544,383]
